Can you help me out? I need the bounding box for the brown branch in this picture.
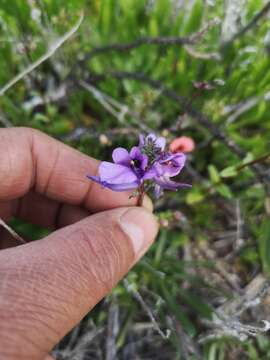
[74,36,193,72]
[88,36,193,55]
[74,18,220,69]
[236,152,270,171]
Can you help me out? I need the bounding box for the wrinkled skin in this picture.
[0,128,158,360]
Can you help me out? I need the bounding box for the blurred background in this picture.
[1,0,270,359]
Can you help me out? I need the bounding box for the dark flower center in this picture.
[130,159,141,169]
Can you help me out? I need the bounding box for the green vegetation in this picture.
[1,0,270,358]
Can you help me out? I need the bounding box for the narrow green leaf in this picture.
[220,166,238,178]
[208,165,220,184]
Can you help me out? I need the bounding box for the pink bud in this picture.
[169,136,195,153]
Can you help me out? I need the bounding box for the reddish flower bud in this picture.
[169,136,195,153]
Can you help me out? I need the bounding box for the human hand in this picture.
[0,128,158,360]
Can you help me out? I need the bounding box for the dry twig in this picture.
[0,217,26,244]
[79,80,152,134]
[123,279,170,340]
[199,274,270,343]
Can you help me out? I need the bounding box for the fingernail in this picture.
[119,208,158,259]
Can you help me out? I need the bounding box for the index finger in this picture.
[0,127,139,212]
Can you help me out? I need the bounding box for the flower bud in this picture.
[169,136,195,153]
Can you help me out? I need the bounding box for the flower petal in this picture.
[146,133,156,142]
[154,184,163,199]
[112,147,131,165]
[155,136,166,151]
[158,152,186,177]
[87,175,138,191]
[140,154,148,170]
[130,146,148,170]
[160,152,186,166]
[142,167,157,180]
[154,176,191,190]
[146,133,166,151]
[103,181,139,191]
[99,161,138,185]
[87,175,102,184]
[139,134,145,147]
[129,146,141,159]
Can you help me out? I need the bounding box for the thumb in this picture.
[0,207,158,360]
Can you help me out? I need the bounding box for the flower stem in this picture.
[137,185,145,207]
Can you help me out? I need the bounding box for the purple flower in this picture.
[139,133,166,152]
[154,152,186,177]
[88,146,154,191]
[87,133,191,198]
[153,175,191,198]
[153,152,191,197]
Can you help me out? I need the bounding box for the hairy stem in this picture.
[137,185,145,207]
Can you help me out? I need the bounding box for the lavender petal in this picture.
[100,181,139,191]
[87,175,139,191]
[154,176,191,190]
[130,146,148,170]
[158,152,186,177]
[112,147,131,165]
[154,184,163,199]
[99,161,138,184]
[146,133,166,151]
[155,136,166,151]
[142,168,157,180]
[139,134,145,147]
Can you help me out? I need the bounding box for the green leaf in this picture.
[159,281,196,337]
[208,165,220,184]
[178,288,212,318]
[183,0,203,34]
[186,188,205,205]
[220,166,238,178]
[216,184,233,199]
[208,343,218,360]
[242,152,254,165]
